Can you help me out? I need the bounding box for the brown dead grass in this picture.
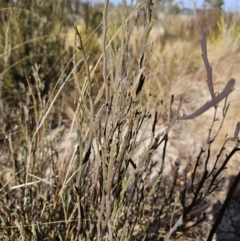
[137,13,240,147]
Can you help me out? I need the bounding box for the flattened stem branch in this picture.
[179,78,235,121]
[176,24,235,122]
[165,24,237,241]
[200,23,215,101]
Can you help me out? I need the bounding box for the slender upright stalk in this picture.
[102,0,109,104]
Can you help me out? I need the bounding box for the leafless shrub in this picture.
[0,1,239,241]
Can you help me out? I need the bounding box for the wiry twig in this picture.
[222,121,240,147]
[211,99,230,143]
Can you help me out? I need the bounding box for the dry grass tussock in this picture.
[1,1,240,240]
